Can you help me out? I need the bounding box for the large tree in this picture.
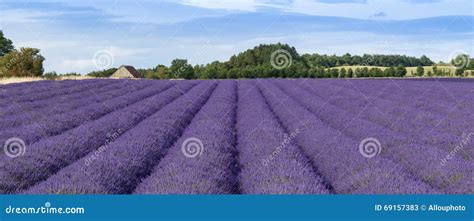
[0,48,45,77]
[0,31,14,57]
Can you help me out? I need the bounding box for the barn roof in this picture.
[121,65,142,78]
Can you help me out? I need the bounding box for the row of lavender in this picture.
[0,79,471,194]
[0,79,116,106]
[267,80,472,193]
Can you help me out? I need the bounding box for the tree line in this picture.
[90,43,470,79]
[302,53,434,67]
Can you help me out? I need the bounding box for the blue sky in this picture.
[0,0,473,73]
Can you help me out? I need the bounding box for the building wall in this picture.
[111,67,135,78]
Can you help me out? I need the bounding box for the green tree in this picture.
[347,68,353,78]
[416,66,424,77]
[455,68,465,77]
[375,68,384,77]
[419,55,432,66]
[359,67,369,78]
[395,64,407,77]
[0,31,14,57]
[317,67,325,78]
[330,68,339,78]
[170,59,195,79]
[155,65,169,79]
[354,68,361,78]
[339,68,347,78]
[384,66,396,77]
[308,66,317,78]
[0,47,45,77]
[87,67,117,77]
[200,61,222,79]
[63,72,81,76]
[368,67,383,77]
[140,65,169,79]
[323,68,331,78]
[43,71,59,79]
[140,69,154,79]
[226,69,238,79]
[368,68,376,77]
[432,66,438,76]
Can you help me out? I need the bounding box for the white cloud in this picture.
[174,0,474,19]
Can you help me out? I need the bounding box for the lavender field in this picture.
[0,78,472,194]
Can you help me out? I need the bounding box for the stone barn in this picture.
[110,65,142,79]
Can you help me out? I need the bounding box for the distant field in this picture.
[0,77,44,85]
[0,76,98,85]
[1,69,473,85]
[0,78,472,194]
[330,65,473,77]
